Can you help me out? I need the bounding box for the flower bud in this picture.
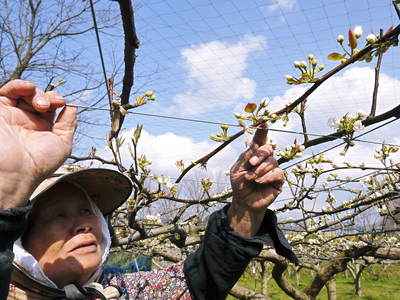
[366,33,378,44]
[145,91,153,97]
[285,75,294,80]
[234,113,247,120]
[308,54,315,60]
[311,58,318,66]
[318,64,325,71]
[354,26,363,38]
[337,35,345,43]
[300,61,307,67]
[293,61,302,67]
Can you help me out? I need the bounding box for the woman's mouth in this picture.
[70,241,97,253]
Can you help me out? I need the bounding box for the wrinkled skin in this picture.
[23,183,103,287]
[0,80,77,210]
[229,124,284,237]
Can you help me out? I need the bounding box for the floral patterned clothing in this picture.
[101,264,192,300]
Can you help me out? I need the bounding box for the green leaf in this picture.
[348,29,357,49]
[133,124,143,143]
[327,52,345,61]
[244,103,257,113]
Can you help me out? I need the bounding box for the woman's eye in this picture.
[80,208,93,215]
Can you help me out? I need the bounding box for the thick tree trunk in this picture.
[229,284,269,299]
[354,265,366,296]
[261,262,271,296]
[326,277,337,300]
[295,267,302,286]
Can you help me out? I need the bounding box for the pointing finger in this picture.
[250,123,268,150]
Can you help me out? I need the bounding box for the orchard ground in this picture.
[228,264,400,300]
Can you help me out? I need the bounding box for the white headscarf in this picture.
[13,182,112,289]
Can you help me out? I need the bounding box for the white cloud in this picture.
[168,35,266,115]
[267,0,297,11]
[97,129,239,181]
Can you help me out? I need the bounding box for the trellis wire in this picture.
[67,104,400,148]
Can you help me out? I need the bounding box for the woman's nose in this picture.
[72,217,92,234]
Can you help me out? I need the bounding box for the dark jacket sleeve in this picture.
[183,204,297,300]
[0,206,31,300]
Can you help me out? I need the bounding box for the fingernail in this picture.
[36,97,49,107]
[249,156,259,165]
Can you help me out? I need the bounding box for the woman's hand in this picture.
[229,124,284,237]
[0,80,77,209]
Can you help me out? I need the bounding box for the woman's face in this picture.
[23,182,104,288]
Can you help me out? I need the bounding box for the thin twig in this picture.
[369,29,384,117]
[393,0,400,19]
[299,100,309,143]
[69,154,117,166]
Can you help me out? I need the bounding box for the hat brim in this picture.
[30,168,133,215]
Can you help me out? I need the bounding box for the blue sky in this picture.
[53,0,400,208]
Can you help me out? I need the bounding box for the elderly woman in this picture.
[0,80,296,299]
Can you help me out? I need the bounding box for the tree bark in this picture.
[261,262,271,296]
[354,265,366,296]
[229,284,269,300]
[326,277,337,300]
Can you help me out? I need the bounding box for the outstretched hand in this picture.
[0,80,77,209]
[228,124,284,237]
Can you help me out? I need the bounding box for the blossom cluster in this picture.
[277,141,305,160]
[153,175,177,195]
[144,214,161,224]
[285,54,325,85]
[201,178,213,192]
[329,25,395,63]
[374,144,399,161]
[327,109,367,133]
[376,204,388,216]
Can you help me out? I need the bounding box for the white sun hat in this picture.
[30,167,133,215]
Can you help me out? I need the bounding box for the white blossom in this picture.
[328,117,340,129]
[353,120,364,131]
[354,26,363,38]
[366,33,378,43]
[145,214,161,223]
[377,205,388,215]
[157,176,170,185]
[356,109,367,119]
[337,35,345,43]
